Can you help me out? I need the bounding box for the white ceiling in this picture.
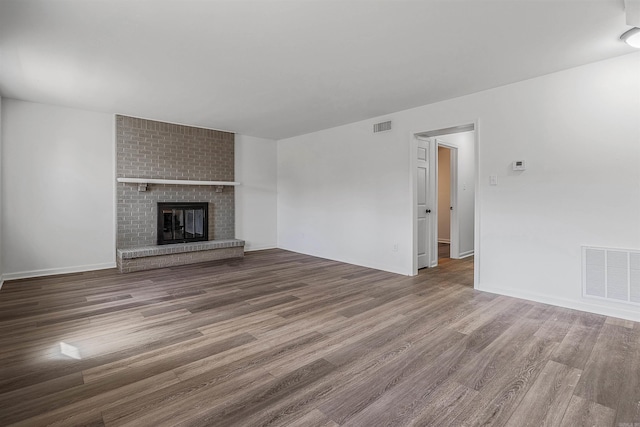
[0,0,635,139]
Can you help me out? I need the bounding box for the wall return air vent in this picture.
[583,246,640,305]
[373,121,392,133]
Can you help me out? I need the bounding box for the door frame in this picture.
[409,121,480,290]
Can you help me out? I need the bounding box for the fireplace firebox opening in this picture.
[157,202,208,245]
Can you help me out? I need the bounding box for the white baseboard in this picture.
[2,262,117,282]
[0,275,4,290]
[277,245,410,276]
[478,283,640,323]
[456,250,474,259]
[438,239,451,244]
[244,245,277,252]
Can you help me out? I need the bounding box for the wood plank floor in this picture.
[0,249,638,426]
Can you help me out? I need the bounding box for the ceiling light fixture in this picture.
[621,27,640,48]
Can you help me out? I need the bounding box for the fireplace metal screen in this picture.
[157,202,208,245]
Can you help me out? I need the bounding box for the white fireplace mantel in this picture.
[117,177,240,192]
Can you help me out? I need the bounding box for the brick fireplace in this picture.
[115,115,244,272]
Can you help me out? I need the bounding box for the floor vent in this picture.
[373,121,392,133]
[583,246,640,304]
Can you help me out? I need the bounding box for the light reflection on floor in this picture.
[59,342,82,360]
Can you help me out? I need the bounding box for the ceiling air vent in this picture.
[373,121,392,133]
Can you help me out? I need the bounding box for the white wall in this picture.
[437,131,475,256]
[1,99,115,279]
[0,95,3,287]
[235,134,277,251]
[278,122,410,274]
[278,52,640,320]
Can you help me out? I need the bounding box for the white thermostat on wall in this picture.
[512,160,526,171]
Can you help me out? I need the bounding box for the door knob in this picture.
[426,209,431,213]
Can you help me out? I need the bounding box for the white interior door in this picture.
[417,137,432,269]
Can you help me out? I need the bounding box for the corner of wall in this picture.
[235,134,278,251]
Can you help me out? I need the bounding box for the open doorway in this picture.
[436,131,475,261]
[437,145,453,260]
[411,124,477,281]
